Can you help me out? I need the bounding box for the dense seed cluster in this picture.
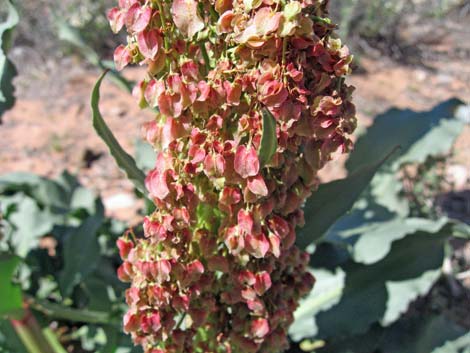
[110,0,356,352]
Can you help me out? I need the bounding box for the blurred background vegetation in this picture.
[9,0,468,63]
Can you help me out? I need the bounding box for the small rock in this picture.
[446,165,469,190]
[456,105,470,124]
[109,106,127,118]
[104,193,136,211]
[436,74,452,85]
[414,69,428,82]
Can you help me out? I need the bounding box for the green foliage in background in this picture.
[57,21,133,92]
[0,171,142,353]
[14,0,118,58]
[331,0,464,39]
[328,0,465,61]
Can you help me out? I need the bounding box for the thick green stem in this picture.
[10,309,62,353]
[198,42,211,74]
[281,38,287,66]
[208,5,219,22]
[29,297,118,326]
[43,328,68,353]
[310,15,331,24]
[155,0,171,70]
[155,0,169,49]
[281,38,288,84]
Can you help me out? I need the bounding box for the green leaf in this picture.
[55,170,80,196]
[315,314,470,353]
[0,0,19,121]
[196,203,222,234]
[0,172,42,193]
[0,319,27,353]
[0,172,69,210]
[70,186,101,215]
[0,170,101,216]
[289,268,346,340]
[369,171,409,217]
[91,71,146,194]
[291,230,447,341]
[82,277,113,312]
[59,215,104,296]
[344,99,465,224]
[258,109,278,167]
[451,221,470,239]
[296,147,399,249]
[6,195,56,257]
[57,19,133,92]
[56,18,100,66]
[396,118,464,166]
[101,326,143,353]
[382,315,470,353]
[346,99,464,174]
[30,298,113,325]
[330,217,450,265]
[73,325,107,351]
[0,254,23,318]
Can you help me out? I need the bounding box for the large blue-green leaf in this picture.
[0,171,99,215]
[315,314,470,353]
[296,147,398,249]
[0,0,19,121]
[0,172,103,258]
[91,71,146,194]
[347,99,465,216]
[59,214,105,296]
[369,170,409,216]
[0,254,23,318]
[0,172,42,192]
[0,172,74,213]
[0,319,26,352]
[258,109,278,167]
[326,217,450,265]
[289,268,346,341]
[396,117,465,166]
[291,229,448,341]
[86,326,143,353]
[81,276,114,312]
[2,194,56,257]
[383,315,470,353]
[346,99,464,174]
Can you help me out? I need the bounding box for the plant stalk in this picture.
[10,309,63,353]
[198,42,211,74]
[28,297,118,326]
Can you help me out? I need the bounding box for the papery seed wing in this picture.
[171,0,205,39]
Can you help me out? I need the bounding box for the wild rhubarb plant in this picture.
[108,0,356,352]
